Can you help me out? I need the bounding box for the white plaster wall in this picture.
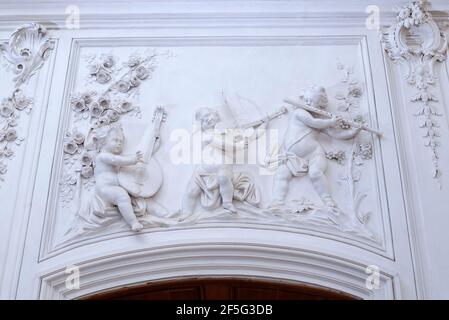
[0,0,448,299]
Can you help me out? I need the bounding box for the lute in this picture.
[118,107,167,198]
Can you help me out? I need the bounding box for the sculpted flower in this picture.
[72,131,85,145]
[71,97,86,113]
[5,128,17,141]
[81,91,95,105]
[398,8,411,20]
[63,141,78,155]
[119,101,133,113]
[98,97,111,109]
[102,55,115,69]
[81,166,94,179]
[89,102,104,118]
[412,8,424,23]
[0,100,14,118]
[97,116,110,127]
[12,90,32,110]
[0,130,6,142]
[130,76,141,87]
[116,80,131,93]
[89,63,101,75]
[80,153,93,167]
[96,69,112,84]
[135,65,150,80]
[127,55,140,67]
[107,109,120,122]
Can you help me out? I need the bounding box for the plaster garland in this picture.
[0,23,54,184]
[382,0,448,184]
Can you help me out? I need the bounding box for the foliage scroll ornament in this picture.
[382,0,448,185]
[0,23,54,184]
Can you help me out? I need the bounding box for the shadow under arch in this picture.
[83,276,358,300]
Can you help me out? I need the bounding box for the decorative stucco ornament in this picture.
[0,23,54,87]
[382,0,448,184]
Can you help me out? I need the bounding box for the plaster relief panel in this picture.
[42,37,392,258]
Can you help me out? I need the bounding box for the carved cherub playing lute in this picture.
[118,106,167,198]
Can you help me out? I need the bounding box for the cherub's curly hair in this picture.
[195,107,220,122]
[86,123,124,151]
[299,85,328,109]
[194,107,221,132]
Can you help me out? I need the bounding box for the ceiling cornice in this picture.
[0,0,448,32]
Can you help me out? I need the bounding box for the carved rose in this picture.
[72,131,85,145]
[127,55,140,67]
[107,110,120,122]
[81,92,95,105]
[398,8,411,20]
[0,100,14,118]
[98,97,110,109]
[412,8,425,24]
[63,141,78,155]
[97,116,110,126]
[12,90,32,110]
[135,65,150,80]
[116,80,131,93]
[119,101,133,113]
[81,166,94,179]
[5,128,17,141]
[102,55,115,69]
[71,98,86,113]
[89,102,104,118]
[96,69,112,84]
[80,153,93,167]
[130,76,141,87]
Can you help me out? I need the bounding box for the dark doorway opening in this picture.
[85,277,358,300]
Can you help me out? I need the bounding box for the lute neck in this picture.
[137,121,159,163]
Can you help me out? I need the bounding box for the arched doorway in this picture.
[84,277,357,300]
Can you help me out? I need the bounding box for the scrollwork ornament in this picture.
[382,1,448,184]
[0,23,54,87]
